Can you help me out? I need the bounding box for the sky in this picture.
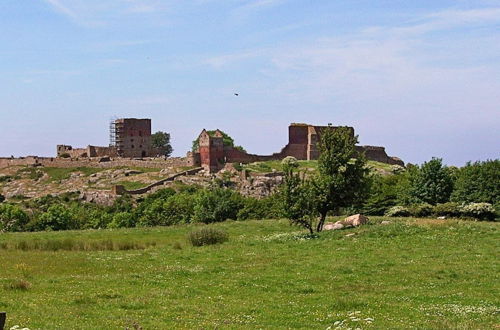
[0,0,499,165]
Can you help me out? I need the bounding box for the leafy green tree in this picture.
[451,160,499,204]
[0,204,29,232]
[280,126,370,233]
[151,131,173,157]
[191,130,246,152]
[409,158,453,205]
[280,160,316,234]
[312,126,371,231]
[363,174,404,215]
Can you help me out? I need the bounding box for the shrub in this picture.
[192,188,243,224]
[0,204,30,232]
[461,203,496,221]
[385,206,411,217]
[408,203,433,217]
[281,156,298,168]
[188,227,229,246]
[108,212,136,228]
[433,202,461,218]
[237,196,281,220]
[138,192,195,226]
[32,204,76,231]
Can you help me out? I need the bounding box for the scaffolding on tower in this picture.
[109,117,124,156]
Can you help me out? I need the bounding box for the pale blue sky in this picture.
[0,0,499,165]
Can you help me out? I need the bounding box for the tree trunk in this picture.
[316,212,327,232]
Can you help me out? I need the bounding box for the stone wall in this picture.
[356,146,404,166]
[0,156,190,170]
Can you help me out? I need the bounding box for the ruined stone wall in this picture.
[356,146,404,166]
[0,157,190,169]
[88,146,118,157]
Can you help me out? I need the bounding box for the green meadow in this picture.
[0,217,498,329]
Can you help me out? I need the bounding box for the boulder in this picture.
[323,222,344,231]
[323,214,369,231]
[381,220,392,225]
[341,214,369,227]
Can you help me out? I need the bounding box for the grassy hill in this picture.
[0,217,498,329]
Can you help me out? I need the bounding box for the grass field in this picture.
[0,217,498,329]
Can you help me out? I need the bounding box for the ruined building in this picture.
[189,123,404,172]
[57,118,154,158]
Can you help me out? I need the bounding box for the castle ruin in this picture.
[57,118,155,158]
[190,123,404,172]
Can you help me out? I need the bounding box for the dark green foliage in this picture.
[451,160,499,204]
[237,195,282,220]
[433,202,461,218]
[408,203,433,217]
[108,212,136,228]
[137,192,195,226]
[313,126,371,231]
[192,188,244,224]
[363,174,404,215]
[151,131,173,157]
[279,162,316,234]
[280,126,371,233]
[191,130,246,152]
[409,158,453,205]
[32,204,76,231]
[0,204,29,232]
[188,227,229,246]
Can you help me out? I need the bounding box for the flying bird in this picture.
[234,93,239,96]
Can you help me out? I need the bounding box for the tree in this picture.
[280,159,316,234]
[279,126,371,233]
[151,131,173,157]
[451,160,499,204]
[312,126,371,232]
[409,158,453,205]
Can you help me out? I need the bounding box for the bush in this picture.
[31,204,76,231]
[461,203,496,221]
[0,204,30,232]
[433,202,461,218]
[108,212,136,228]
[138,192,195,226]
[237,196,281,220]
[385,206,411,217]
[188,227,229,246]
[408,203,433,217]
[192,188,243,224]
[281,156,298,168]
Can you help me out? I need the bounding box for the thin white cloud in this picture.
[42,0,172,26]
